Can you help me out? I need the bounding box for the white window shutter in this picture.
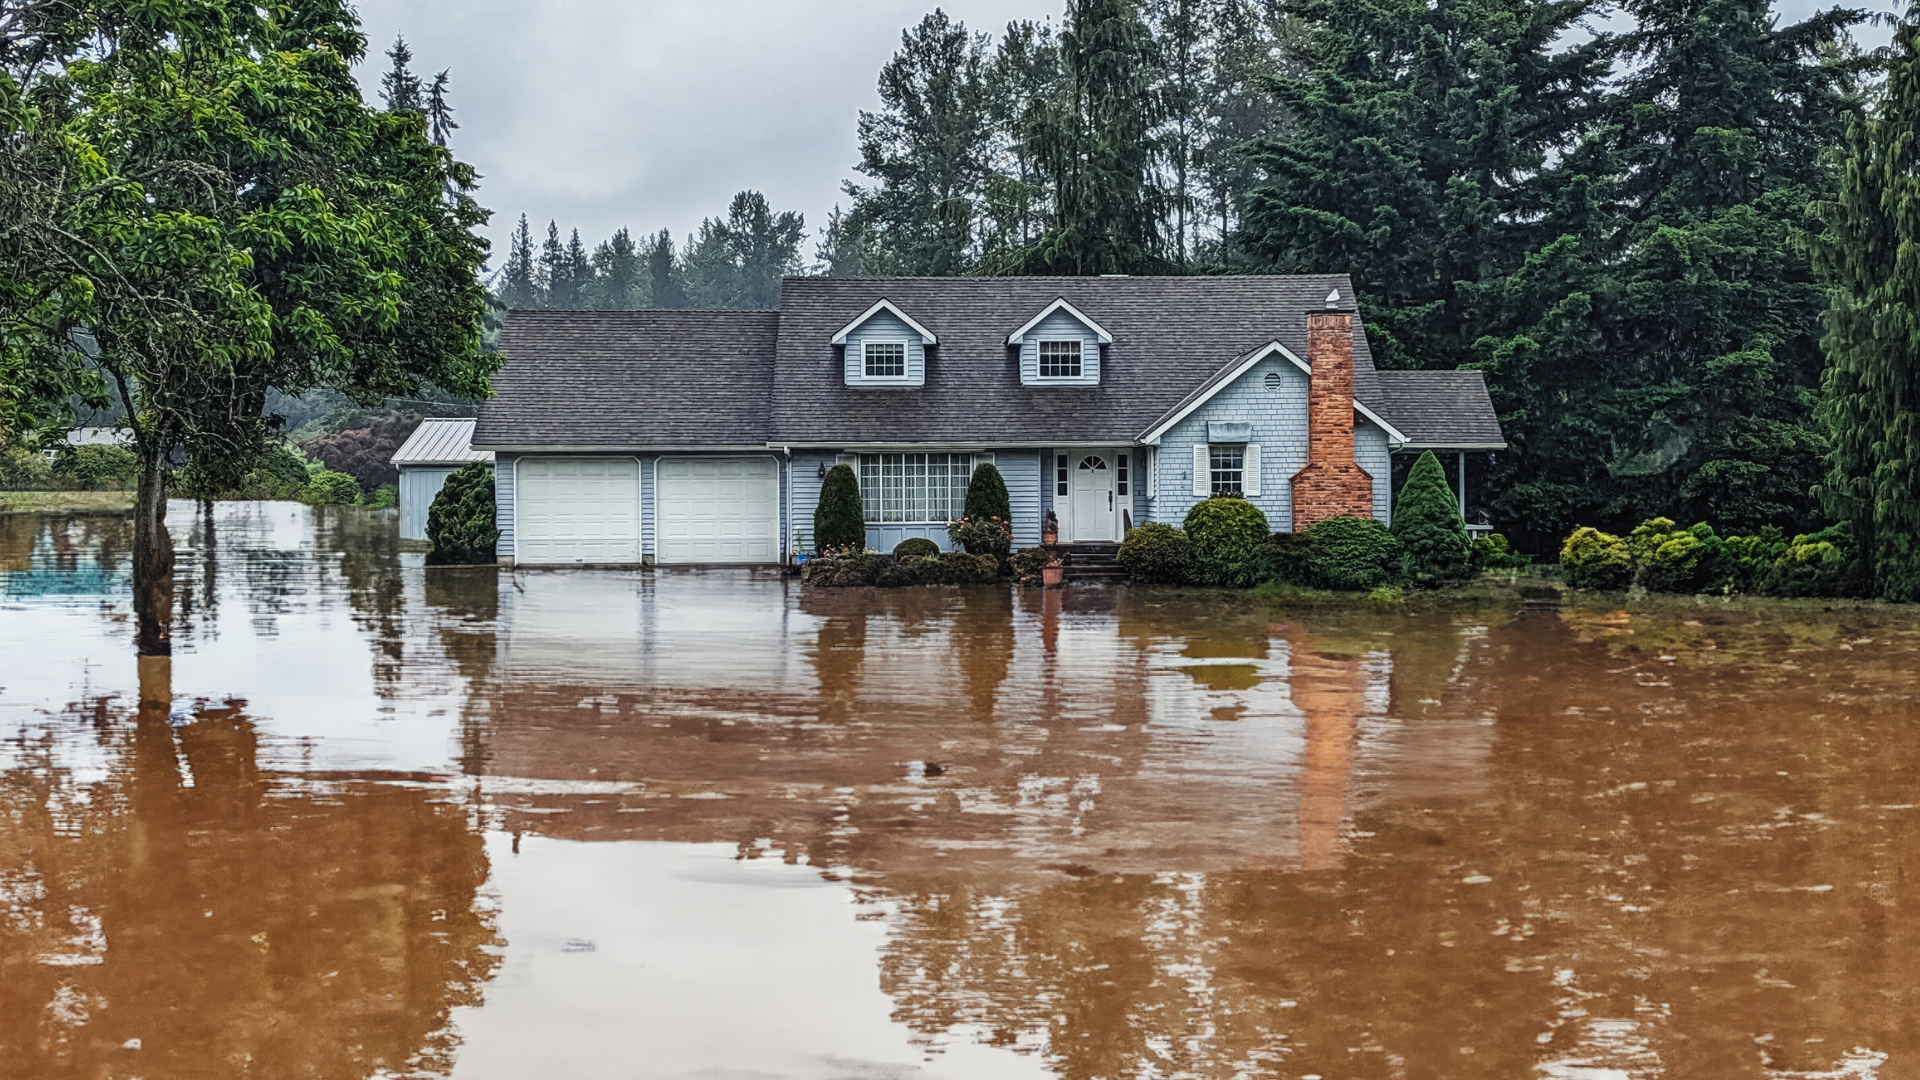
[1192,444,1209,498]
[1148,447,1158,498]
[1244,444,1261,496]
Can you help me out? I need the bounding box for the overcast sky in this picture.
[347,0,1899,273]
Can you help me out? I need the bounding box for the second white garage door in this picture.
[656,456,780,564]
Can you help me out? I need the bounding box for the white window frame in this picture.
[858,452,973,524]
[1036,339,1083,379]
[861,339,912,381]
[1209,445,1245,495]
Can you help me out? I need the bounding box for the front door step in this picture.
[1051,542,1126,581]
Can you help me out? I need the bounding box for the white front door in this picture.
[1070,452,1115,541]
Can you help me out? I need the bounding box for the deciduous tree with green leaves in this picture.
[0,0,494,653]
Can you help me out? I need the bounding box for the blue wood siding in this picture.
[1018,309,1102,386]
[999,449,1042,548]
[842,309,929,388]
[494,453,517,559]
[788,450,839,552]
[1151,353,1309,530]
[1356,420,1391,525]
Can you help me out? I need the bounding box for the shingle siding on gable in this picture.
[841,309,929,388]
[1018,309,1102,386]
[1150,355,1310,530]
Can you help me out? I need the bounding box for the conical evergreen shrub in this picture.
[964,461,1011,525]
[1390,450,1470,585]
[426,462,499,565]
[814,463,866,552]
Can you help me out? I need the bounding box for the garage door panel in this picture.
[658,457,779,563]
[517,457,641,564]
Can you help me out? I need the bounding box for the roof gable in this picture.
[1005,297,1113,345]
[829,299,938,345]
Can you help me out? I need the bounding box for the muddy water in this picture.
[2,503,1917,1079]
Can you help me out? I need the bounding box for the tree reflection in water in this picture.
[0,656,499,1078]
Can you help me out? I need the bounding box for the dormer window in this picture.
[1038,340,1082,379]
[863,340,907,379]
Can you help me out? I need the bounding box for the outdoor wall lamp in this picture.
[817,461,827,478]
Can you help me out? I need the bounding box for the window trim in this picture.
[860,338,912,382]
[1036,338,1084,380]
[857,451,974,524]
[1209,444,1246,496]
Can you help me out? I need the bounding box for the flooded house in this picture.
[472,276,1504,566]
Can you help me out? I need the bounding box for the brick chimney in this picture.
[1290,308,1375,531]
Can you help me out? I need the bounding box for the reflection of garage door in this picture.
[515,457,640,564]
[657,457,779,564]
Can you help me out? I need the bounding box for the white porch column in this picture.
[1457,450,1468,519]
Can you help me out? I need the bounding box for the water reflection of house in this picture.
[462,576,1497,879]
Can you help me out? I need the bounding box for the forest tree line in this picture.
[492,0,1889,548]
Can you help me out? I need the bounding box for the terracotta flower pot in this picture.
[1042,530,1057,545]
[1042,564,1064,588]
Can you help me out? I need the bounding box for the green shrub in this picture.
[1626,517,1707,591]
[367,484,399,510]
[258,444,313,499]
[1559,526,1631,589]
[814,463,865,552]
[1265,531,1313,585]
[300,469,363,506]
[947,514,1012,564]
[1182,494,1271,587]
[53,444,138,489]
[893,536,941,560]
[1709,527,1787,593]
[941,551,1000,583]
[0,444,53,489]
[1118,522,1193,584]
[1305,516,1401,590]
[426,462,498,564]
[1009,546,1048,580]
[1471,532,1530,571]
[964,461,1011,526]
[1389,450,1471,585]
[799,550,996,587]
[1366,584,1409,610]
[1764,523,1855,597]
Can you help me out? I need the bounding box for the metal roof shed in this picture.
[390,418,493,540]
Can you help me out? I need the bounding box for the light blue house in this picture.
[473,276,1503,567]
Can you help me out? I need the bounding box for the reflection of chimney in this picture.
[1284,628,1364,872]
[1290,305,1375,531]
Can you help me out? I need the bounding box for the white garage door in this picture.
[515,457,641,564]
[657,457,780,563]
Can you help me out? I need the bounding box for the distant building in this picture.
[389,419,493,540]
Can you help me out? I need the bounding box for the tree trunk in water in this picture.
[133,452,175,655]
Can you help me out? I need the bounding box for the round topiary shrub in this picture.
[1559,526,1631,589]
[1181,494,1271,587]
[1471,532,1530,571]
[426,462,499,565]
[301,468,363,506]
[1390,450,1471,585]
[893,536,941,560]
[1118,522,1193,584]
[1305,516,1402,590]
[814,463,865,553]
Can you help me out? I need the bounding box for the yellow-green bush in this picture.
[1559,527,1631,589]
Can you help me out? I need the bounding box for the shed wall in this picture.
[399,465,458,541]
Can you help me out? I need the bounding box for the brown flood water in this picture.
[2,501,1917,1079]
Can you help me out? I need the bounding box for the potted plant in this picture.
[1041,546,1065,588]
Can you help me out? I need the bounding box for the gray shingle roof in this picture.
[1372,371,1506,448]
[390,418,493,465]
[769,275,1383,443]
[475,310,778,447]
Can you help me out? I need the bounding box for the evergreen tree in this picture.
[499,214,542,309]
[1015,0,1167,274]
[848,10,994,275]
[537,221,567,308]
[964,461,1011,525]
[425,69,457,147]
[681,191,805,310]
[426,462,499,565]
[589,227,646,309]
[814,464,866,552]
[1808,4,1920,600]
[380,34,423,114]
[646,229,685,308]
[815,205,879,277]
[1390,451,1471,584]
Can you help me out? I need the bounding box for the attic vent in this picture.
[1264,371,1282,391]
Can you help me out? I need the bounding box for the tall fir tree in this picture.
[681,192,805,310]
[425,69,456,148]
[499,214,543,309]
[379,34,423,114]
[589,227,646,309]
[1807,4,1920,600]
[646,229,686,308]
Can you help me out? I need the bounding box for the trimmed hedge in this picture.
[426,462,499,565]
[1390,450,1470,585]
[1182,494,1271,587]
[1117,522,1193,584]
[893,537,941,560]
[801,550,999,587]
[814,463,865,552]
[1559,516,1862,597]
[1305,516,1400,590]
